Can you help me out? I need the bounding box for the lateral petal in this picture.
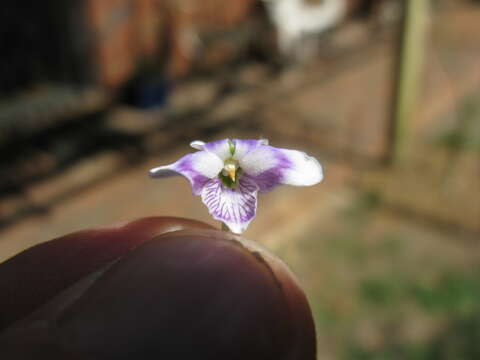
[149,151,223,195]
[240,146,323,192]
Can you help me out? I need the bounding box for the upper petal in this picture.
[201,177,259,234]
[232,139,269,160]
[149,151,223,195]
[203,139,231,161]
[239,145,323,192]
[193,138,269,161]
[190,140,205,150]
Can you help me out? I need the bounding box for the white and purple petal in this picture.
[203,139,232,160]
[239,145,323,192]
[232,138,269,160]
[201,177,259,234]
[149,151,223,195]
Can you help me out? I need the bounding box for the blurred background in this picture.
[0,0,479,358]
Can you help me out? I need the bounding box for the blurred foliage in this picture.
[436,91,480,151]
[349,268,480,359]
[282,189,480,360]
[411,270,480,315]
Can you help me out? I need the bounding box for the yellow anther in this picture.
[224,163,236,182]
[222,159,239,183]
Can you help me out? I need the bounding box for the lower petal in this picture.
[201,177,259,234]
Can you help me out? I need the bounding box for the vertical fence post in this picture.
[390,0,430,163]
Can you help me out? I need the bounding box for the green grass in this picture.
[348,268,480,359]
[435,92,480,152]
[274,187,479,359]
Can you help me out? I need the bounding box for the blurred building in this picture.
[1,0,162,92]
[0,0,260,93]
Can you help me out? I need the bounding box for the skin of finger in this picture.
[140,229,317,360]
[53,229,315,360]
[2,229,316,360]
[0,217,214,330]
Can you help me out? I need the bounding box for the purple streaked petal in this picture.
[239,146,323,192]
[203,139,231,160]
[149,151,223,195]
[232,138,269,160]
[201,177,259,234]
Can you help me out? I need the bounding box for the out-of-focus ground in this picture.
[1,2,479,359]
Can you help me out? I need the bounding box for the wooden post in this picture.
[390,0,430,163]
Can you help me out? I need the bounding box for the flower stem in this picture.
[221,223,230,232]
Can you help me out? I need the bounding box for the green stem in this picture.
[391,0,430,163]
[221,223,230,232]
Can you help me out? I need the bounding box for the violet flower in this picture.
[149,139,323,233]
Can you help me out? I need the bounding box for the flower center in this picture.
[219,158,240,187]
